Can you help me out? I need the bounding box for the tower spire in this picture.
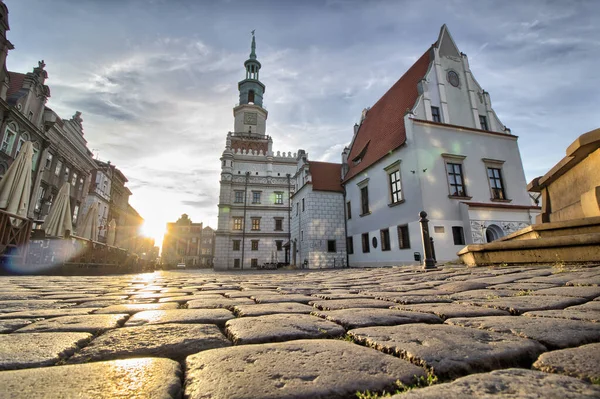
[250,30,256,60]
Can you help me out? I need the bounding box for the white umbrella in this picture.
[77,202,98,241]
[42,182,73,237]
[0,141,34,217]
[107,218,116,246]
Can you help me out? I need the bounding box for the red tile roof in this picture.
[7,72,25,97]
[309,161,343,193]
[344,49,432,182]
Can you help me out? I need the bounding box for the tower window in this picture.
[248,90,255,104]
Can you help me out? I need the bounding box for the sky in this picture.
[4,0,599,247]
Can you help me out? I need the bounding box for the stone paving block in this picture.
[41,293,100,300]
[14,314,128,334]
[311,292,365,300]
[312,308,442,329]
[466,295,587,314]
[233,302,314,317]
[187,297,255,309]
[436,281,489,293]
[0,300,66,314]
[71,300,133,308]
[225,313,345,344]
[489,282,558,290]
[0,292,41,300]
[185,339,426,399]
[125,309,234,327]
[0,357,182,399]
[567,274,600,286]
[372,294,452,304]
[0,332,91,370]
[533,342,600,382]
[524,308,600,323]
[571,301,600,310]
[531,286,600,299]
[348,324,546,379]
[448,289,516,301]
[224,290,277,298]
[251,294,314,304]
[392,303,510,319]
[93,303,179,314]
[0,318,33,333]
[392,368,600,399]
[158,294,227,303]
[0,308,99,319]
[68,323,230,363]
[309,298,393,310]
[59,295,129,303]
[446,315,600,349]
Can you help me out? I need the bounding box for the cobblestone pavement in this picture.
[0,264,599,398]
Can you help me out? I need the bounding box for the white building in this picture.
[290,152,346,268]
[214,34,296,270]
[342,25,539,266]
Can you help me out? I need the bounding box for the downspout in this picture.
[343,185,349,268]
[241,171,250,270]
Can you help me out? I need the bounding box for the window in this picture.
[452,226,465,245]
[361,186,369,215]
[361,233,370,253]
[71,173,78,186]
[232,240,240,251]
[446,163,466,197]
[234,259,241,268]
[234,191,244,203]
[274,192,283,204]
[346,201,352,219]
[488,167,506,200]
[274,218,283,231]
[380,229,391,251]
[327,240,336,253]
[233,217,243,230]
[296,202,299,215]
[302,198,305,212]
[28,111,34,121]
[479,115,489,130]
[276,240,283,251]
[389,170,402,204]
[251,240,259,251]
[1,123,17,154]
[251,258,258,268]
[252,191,261,204]
[251,217,260,230]
[431,106,441,122]
[16,133,29,156]
[72,204,80,224]
[64,167,70,181]
[248,90,255,104]
[347,237,354,254]
[79,177,84,190]
[398,225,410,249]
[55,160,63,176]
[45,153,53,169]
[301,230,304,241]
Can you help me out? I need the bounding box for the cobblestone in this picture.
[0,264,598,396]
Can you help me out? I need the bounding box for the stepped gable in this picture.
[309,161,343,193]
[344,48,432,182]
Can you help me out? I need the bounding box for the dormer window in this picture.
[352,140,370,166]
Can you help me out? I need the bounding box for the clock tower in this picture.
[233,32,268,137]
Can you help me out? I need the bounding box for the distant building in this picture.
[161,214,205,267]
[200,226,215,268]
[214,34,296,270]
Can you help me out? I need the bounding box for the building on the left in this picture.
[0,0,146,254]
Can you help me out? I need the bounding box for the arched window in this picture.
[248,90,255,104]
[1,122,18,154]
[16,132,30,156]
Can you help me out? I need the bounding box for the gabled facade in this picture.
[342,25,539,266]
[161,214,203,267]
[214,34,296,270]
[290,152,347,268]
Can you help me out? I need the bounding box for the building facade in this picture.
[342,25,539,266]
[214,34,296,270]
[161,214,203,267]
[200,226,216,268]
[290,153,347,268]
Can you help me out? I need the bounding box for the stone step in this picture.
[497,216,600,242]
[458,232,600,266]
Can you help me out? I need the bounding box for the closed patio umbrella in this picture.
[77,202,98,241]
[0,141,34,218]
[42,182,73,238]
[106,218,116,246]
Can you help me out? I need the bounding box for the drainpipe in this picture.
[241,171,250,270]
[342,185,349,268]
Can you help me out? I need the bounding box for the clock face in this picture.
[244,112,258,125]
[447,70,460,87]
